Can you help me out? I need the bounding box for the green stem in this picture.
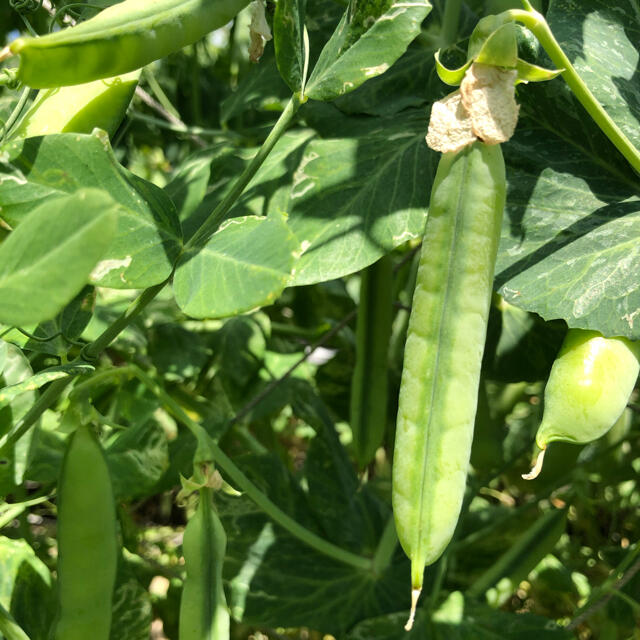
[82,282,167,361]
[440,0,463,48]
[143,68,181,121]
[508,6,640,174]
[371,515,399,575]
[0,377,71,455]
[131,365,372,572]
[185,93,302,249]
[0,86,30,143]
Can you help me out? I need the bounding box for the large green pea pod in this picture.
[523,329,640,479]
[392,141,505,627]
[179,487,229,640]
[6,0,251,88]
[350,255,394,468]
[53,423,118,640]
[7,70,140,140]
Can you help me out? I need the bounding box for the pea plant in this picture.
[0,1,639,639]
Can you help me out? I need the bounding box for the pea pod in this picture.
[350,255,394,468]
[523,329,640,479]
[54,422,118,640]
[8,70,140,140]
[7,0,250,88]
[179,487,229,640]
[392,141,505,627]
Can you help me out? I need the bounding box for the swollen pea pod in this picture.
[54,422,118,640]
[393,142,505,628]
[7,70,140,140]
[179,487,229,640]
[4,0,251,88]
[523,329,640,480]
[350,255,394,468]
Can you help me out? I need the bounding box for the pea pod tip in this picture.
[404,588,422,631]
[522,447,546,480]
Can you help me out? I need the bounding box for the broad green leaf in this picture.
[0,188,118,327]
[305,0,432,101]
[0,363,94,410]
[0,131,182,288]
[173,215,299,319]
[0,536,55,640]
[493,0,640,338]
[274,0,307,92]
[109,554,154,640]
[0,344,35,492]
[106,420,169,501]
[346,591,574,639]
[148,324,210,382]
[60,285,96,340]
[164,149,213,223]
[286,105,431,285]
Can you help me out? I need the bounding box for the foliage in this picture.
[0,0,639,639]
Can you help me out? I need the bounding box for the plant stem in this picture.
[131,364,373,572]
[371,515,399,575]
[440,0,462,48]
[0,86,31,142]
[185,93,302,249]
[508,7,640,174]
[82,282,167,361]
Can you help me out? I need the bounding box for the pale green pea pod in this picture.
[350,255,394,469]
[54,422,118,640]
[179,487,229,640]
[8,70,140,140]
[523,329,640,480]
[5,0,251,88]
[392,141,505,628]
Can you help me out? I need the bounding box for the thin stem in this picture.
[440,0,462,48]
[508,7,640,174]
[82,282,167,361]
[371,515,399,575]
[185,93,302,249]
[0,377,71,456]
[131,364,372,572]
[0,87,31,143]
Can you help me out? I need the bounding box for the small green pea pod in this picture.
[7,0,251,88]
[179,487,229,640]
[53,423,118,640]
[350,255,394,468]
[393,141,505,627]
[523,329,640,479]
[8,70,140,140]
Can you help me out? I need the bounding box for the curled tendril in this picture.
[9,0,42,14]
[0,68,21,91]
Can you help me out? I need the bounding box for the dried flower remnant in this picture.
[426,63,519,152]
[249,0,272,63]
[425,91,476,153]
[460,63,519,144]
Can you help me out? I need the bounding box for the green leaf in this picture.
[346,591,574,639]
[0,131,182,288]
[0,536,55,640]
[60,286,96,341]
[0,188,118,327]
[494,0,640,338]
[106,420,169,501]
[305,0,432,101]
[274,0,307,92]
[0,344,35,491]
[109,554,153,640]
[173,215,299,319]
[0,363,94,410]
[285,105,431,285]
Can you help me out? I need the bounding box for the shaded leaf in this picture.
[274,0,307,92]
